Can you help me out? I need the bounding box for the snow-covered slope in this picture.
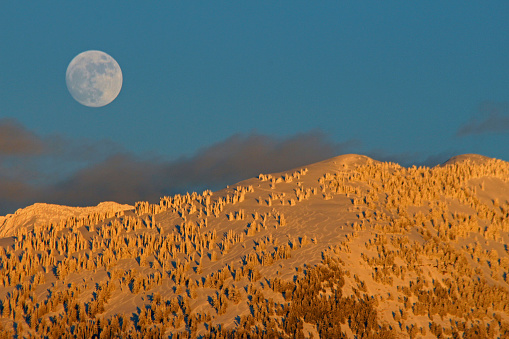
[441,153,493,166]
[0,201,133,237]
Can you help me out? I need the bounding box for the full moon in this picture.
[66,50,122,107]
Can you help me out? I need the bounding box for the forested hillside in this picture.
[1,154,508,338]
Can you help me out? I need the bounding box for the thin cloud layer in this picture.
[457,102,509,136]
[0,119,45,156]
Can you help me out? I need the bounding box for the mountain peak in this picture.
[441,153,494,166]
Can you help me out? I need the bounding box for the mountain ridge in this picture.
[0,152,508,338]
[0,201,134,237]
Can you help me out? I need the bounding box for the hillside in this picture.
[0,154,509,338]
[0,202,134,238]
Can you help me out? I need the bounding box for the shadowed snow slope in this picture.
[1,153,509,338]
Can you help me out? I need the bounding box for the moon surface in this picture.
[66,50,122,107]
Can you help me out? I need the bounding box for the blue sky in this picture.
[1,2,508,213]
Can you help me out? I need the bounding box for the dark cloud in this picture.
[0,177,40,214]
[0,126,358,215]
[0,118,119,162]
[0,119,45,156]
[457,102,509,136]
[46,154,163,207]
